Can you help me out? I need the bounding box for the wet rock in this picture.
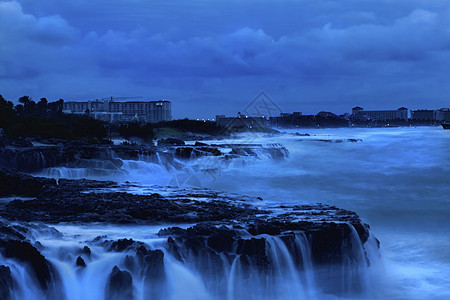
[166,237,182,262]
[0,226,26,241]
[0,141,152,172]
[229,145,288,159]
[105,266,133,300]
[10,138,34,148]
[76,256,86,268]
[142,249,166,299]
[206,228,236,253]
[157,138,185,146]
[123,255,136,273]
[0,240,53,290]
[0,265,14,300]
[247,222,281,236]
[0,168,56,197]
[174,147,194,159]
[197,147,222,156]
[174,146,222,159]
[57,178,117,190]
[236,238,266,256]
[0,146,62,172]
[0,172,375,283]
[82,246,91,257]
[106,238,145,252]
[142,249,165,281]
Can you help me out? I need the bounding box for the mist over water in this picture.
[23,126,450,299]
[194,127,450,299]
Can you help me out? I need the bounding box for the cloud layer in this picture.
[1,0,449,117]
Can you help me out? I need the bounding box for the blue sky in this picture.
[0,0,449,119]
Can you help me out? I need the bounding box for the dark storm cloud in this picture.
[0,0,449,117]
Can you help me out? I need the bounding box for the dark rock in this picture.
[174,146,222,159]
[0,265,14,300]
[247,222,281,236]
[229,145,288,160]
[123,255,135,273]
[0,168,56,197]
[0,146,62,172]
[10,138,33,148]
[236,238,266,256]
[197,147,222,156]
[76,256,86,267]
[166,237,182,262]
[194,141,208,146]
[157,138,185,146]
[106,238,145,253]
[0,141,155,172]
[309,222,359,265]
[174,147,194,159]
[0,226,26,241]
[105,266,133,300]
[142,249,166,299]
[143,249,165,281]
[82,246,91,257]
[207,229,236,252]
[57,178,117,190]
[0,240,53,290]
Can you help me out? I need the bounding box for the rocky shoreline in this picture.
[0,138,288,173]
[0,169,378,299]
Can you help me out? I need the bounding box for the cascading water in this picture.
[4,127,445,299]
[0,222,378,300]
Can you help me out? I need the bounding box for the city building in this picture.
[409,108,450,123]
[351,107,408,121]
[434,108,450,122]
[410,109,434,121]
[63,99,172,123]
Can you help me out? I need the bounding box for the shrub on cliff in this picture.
[118,122,154,141]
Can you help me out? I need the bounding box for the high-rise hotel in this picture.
[63,99,172,123]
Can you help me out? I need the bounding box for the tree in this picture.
[18,96,31,105]
[24,100,36,115]
[15,104,24,115]
[37,98,48,117]
[0,94,17,133]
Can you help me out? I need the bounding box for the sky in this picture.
[0,0,449,119]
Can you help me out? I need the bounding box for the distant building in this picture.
[410,109,434,121]
[351,107,408,121]
[63,99,172,123]
[409,108,450,123]
[434,108,450,122]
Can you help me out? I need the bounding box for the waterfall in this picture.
[0,224,379,300]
